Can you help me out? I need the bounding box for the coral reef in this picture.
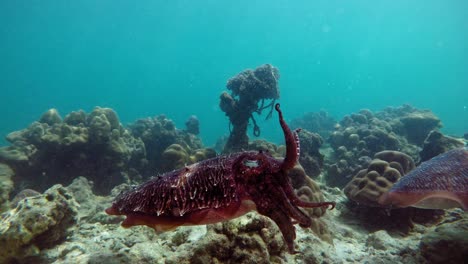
[288,165,333,243]
[129,114,210,175]
[220,64,280,152]
[184,115,200,135]
[326,105,440,188]
[399,111,441,145]
[419,130,465,161]
[0,172,461,264]
[343,151,415,207]
[0,163,14,212]
[297,129,324,178]
[186,213,286,263]
[0,184,78,263]
[290,110,337,139]
[160,143,216,172]
[0,107,147,194]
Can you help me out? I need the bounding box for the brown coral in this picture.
[343,151,415,207]
[161,144,216,172]
[288,165,332,242]
[0,107,146,194]
[220,64,280,153]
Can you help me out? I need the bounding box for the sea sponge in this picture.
[343,151,415,207]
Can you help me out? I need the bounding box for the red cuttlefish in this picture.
[106,103,335,254]
[379,147,468,210]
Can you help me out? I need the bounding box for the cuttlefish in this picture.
[379,147,468,210]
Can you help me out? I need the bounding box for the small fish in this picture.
[379,147,468,210]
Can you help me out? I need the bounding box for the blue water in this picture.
[1,0,467,147]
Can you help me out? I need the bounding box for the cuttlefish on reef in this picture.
[379,147,468,210]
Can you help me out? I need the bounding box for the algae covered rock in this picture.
[420,218,468,263]
[0,184,78,263]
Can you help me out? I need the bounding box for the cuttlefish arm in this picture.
[378,147,468,210]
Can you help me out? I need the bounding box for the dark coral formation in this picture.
[343,151,415,207]
[0,107,146,194]
[290,110,337,139]
[399,111,441,145]
[297,130,324,178]
[220,64,280,152]
[0,163,14,212]
[326,105,440,188]
[185,115,200,135]
[419,130,465,162]
[128,114,214,175]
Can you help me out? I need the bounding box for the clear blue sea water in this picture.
[1,0,467,147]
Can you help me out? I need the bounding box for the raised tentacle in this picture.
[275,103,299,171]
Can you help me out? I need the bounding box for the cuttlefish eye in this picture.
[243,159,260,168]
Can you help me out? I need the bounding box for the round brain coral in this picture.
[343,151,415,207]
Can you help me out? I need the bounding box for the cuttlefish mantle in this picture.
[379,147,468,210]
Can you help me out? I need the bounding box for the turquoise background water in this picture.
[1,0,467,147]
